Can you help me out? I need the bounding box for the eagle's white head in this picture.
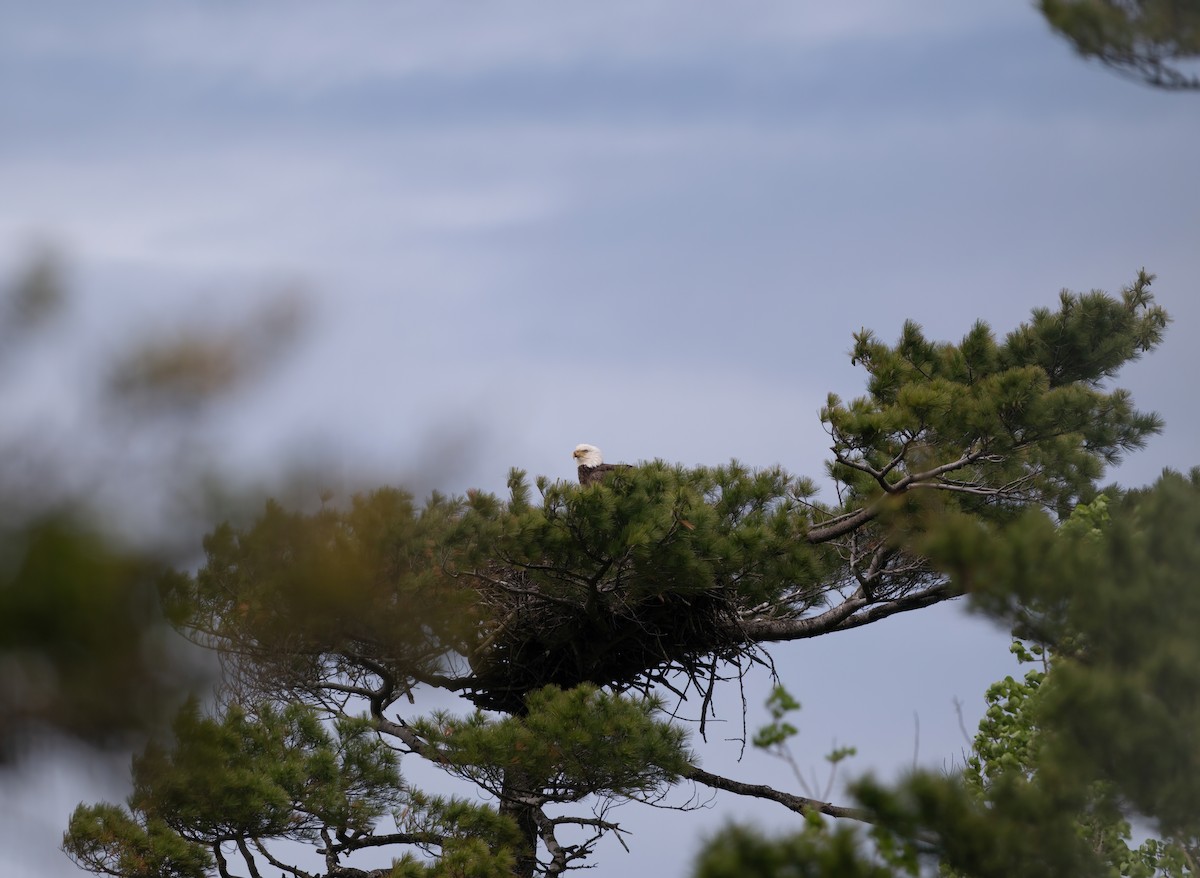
[572,444,603,467]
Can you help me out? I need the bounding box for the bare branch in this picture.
[742,594,869,641]
[684,765,871,823]
[373,716,435,757]
[235,839,262,878]
[251,839,313,878]
[320,830,446,856]
[212,845,240,878]
[820,582,957,635]
[806,506,879,544]
[532,809,569,876]
[741,582,956,642]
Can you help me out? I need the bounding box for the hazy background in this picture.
[2,2,1197,876]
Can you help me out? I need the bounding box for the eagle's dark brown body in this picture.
[577,462,631,486]
[572,444,631,485]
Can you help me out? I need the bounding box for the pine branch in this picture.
[319,830,447,856]
[742,581,956,642]
[830,582,956,632]
[235,839,263,878]
[809,444,992,544]
[805,505,879,544]
[213,845,240,878]
[684,765,870,822]
[531,809,569,876]
[373,716,436,758]
[251,839,314,878]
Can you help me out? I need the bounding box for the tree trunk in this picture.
[499,768,540,878]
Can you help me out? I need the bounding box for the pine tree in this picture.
[63,274,1172,877]
[692,467,1200,878]
[1039,0,1200,90]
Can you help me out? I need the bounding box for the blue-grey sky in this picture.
[2,3,1198,877]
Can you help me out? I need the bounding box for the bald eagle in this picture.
[573,444,631,486]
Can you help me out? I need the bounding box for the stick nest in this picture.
[461,562,760,715]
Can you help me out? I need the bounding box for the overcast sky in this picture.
[2,3,1198,877]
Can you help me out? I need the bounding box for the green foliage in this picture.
[129,701,402,842]
[941,474,1200,873]
[696,473,1200,878]
[0,516,182,756]
[457,461,838,715]
[153,278,1167,721]
[397,790,524,855]
[64,803,212,878]
[696,743,1112,878]
[964,650,1046,792]
[414,684,692,803]
[827,745,858,766]
[485,461,827,608]
[974,470,1200,846]
[963,634,1090,801]
[957,644,1152,878]
[826,274,1167,518]
[752,684,856,801]
[1040,0,1200,89]
[64,697,526,878]
[390,836,517,878]
[62,278,1179,877]
[0,252,301,756]
[161,487,477,696]
[855,771,1107,878]
[694,822,895,878]
[165,459,842,716]
[751,685,801,749]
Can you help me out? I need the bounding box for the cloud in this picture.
[3,2,1020,92]
[0,142,563,278]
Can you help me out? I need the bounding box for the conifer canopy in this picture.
[61,275,1181,878]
